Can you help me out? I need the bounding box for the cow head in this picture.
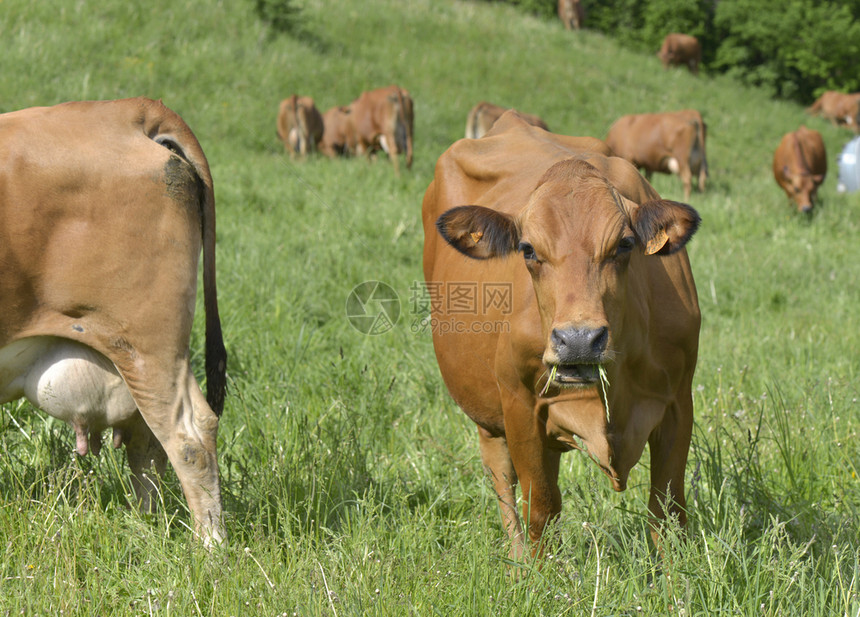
[436,158,700,388]
[782,165,824,213]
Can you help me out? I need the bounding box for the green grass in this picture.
[1,0,859,614]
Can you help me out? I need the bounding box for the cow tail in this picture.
[394,87,414,168]
[150,99,227,416]
[294,97,307,155]
[402,88,414,168]
[201,180,227,416]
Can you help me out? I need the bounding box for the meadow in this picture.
[0,0,858,614]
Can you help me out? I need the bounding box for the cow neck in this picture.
[791,132,813,176]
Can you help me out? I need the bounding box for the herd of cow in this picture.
[276,84,414,176]
[651,31,853,214]
[278,33,851,219]
[0,28,855,560]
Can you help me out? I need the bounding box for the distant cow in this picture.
[465,102,549,139]
[605,109,708,200]
[423,111,701,559]
[319,105,355,158]
[773,125,827,213]
[658,33,701,75]
[277,95,324,158]
[806,91,860,132]
[0,98,227,546]
[348,85,414,175]
[557,0,585,30]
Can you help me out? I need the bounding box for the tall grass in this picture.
[0,0,858,614]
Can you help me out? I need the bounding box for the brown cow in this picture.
[277,95,325,158]
[557,0,585,30]
[657,33,701,75]
[348,85,414,175]
[773,125,827,213]
[0,98,227,546]
[465,102,549,140]
[806,91,860,132]
[605,109,708,200]
[423,112,701,559]
[319,105,355,158]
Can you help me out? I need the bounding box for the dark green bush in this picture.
[253,0,301,35]
[713,0,860,101]
[508,0,556,19]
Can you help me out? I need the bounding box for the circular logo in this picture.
[346,281,401,335]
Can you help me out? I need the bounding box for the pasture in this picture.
[1,0,858,614]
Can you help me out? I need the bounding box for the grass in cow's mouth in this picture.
[539,363,607,397]
[540,364,559,396]
[599,365,611,422]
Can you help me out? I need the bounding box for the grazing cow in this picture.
[557,0,585,30]
[348,85,414,175]
[277,95,324,158]
[773,125,827,213]
[0,98,227,546]
[465,102,549,140]
[319,105,355,158]
[657,33,701,75]
[605,109,708,200]
[806,91,860,132]
[422,112,701,559]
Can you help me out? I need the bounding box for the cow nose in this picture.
[551,326,608,362]
[800,204,813,214]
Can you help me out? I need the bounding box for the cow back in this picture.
[605,110,704,173]
[0,98,214,369]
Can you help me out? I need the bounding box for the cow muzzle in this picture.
[545,325,608,387]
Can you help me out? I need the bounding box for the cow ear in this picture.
[436,205,520,260]
[631,199,701,255]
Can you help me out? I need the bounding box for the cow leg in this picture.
[395,117,413,170]
[355,140,369,160]
[502,400,562,557]
[298,129,310,157]
[287,128,300,160]
[679,165,693,201]
[515,446,561,557]
[647,390,693,543]
[384,131,401,177]
[125,362,225,547]
[478,426,525,559]
[404,133,413,169]
[118,412,169,514]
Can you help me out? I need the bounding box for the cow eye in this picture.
[518,242,538,262]
[616,236,636,256]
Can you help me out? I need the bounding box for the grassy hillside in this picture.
[1,0,858,614]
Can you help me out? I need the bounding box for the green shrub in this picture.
[714,0,860,101]
[580,0,646,44]
[510,0,555,18]
[253,0,301,34]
